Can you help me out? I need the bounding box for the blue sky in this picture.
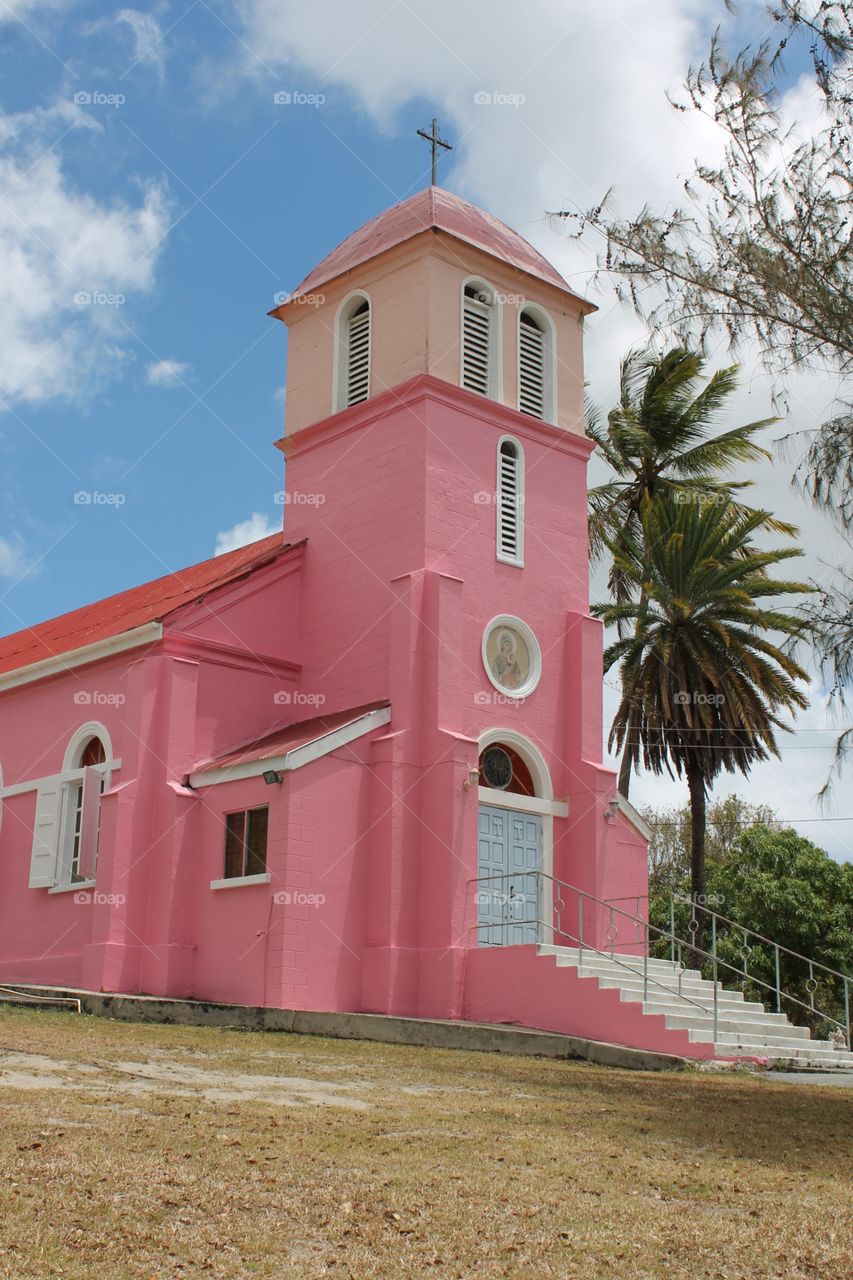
[0,0,813,631]
[1,2,445,632]
[2,0,849,854]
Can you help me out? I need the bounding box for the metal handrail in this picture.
[670,891,851,1046]
[670,892,852,984]
[474,871,720,1042]
[473,870,852,1049]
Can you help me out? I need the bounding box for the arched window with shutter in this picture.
[461,279,499,400]
[496,436,524,566]
[518,306,555,422]
[28,723,116,890]
[335,291,372,411]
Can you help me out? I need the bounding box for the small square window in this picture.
[223,807,269,879]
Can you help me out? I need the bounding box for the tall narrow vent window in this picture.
[345,299,371,407]
[497,437,524,566]
[518,310,546,419]
[462,283,493,397]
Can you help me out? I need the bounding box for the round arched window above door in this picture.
[478,742,535,796]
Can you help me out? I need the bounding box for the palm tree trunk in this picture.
[686,763,707,959]
[616,586,649,801]
[617,747,632,799]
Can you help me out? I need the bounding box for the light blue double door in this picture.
[477,804,542,945]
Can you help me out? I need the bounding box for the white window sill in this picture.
[48,880,96,895]
[210,872,271,891]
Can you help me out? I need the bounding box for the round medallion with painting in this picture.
[485,626,530,693]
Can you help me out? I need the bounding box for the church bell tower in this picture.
[267,186,645,1020]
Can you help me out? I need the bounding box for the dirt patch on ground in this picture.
[0,1047,376,1108]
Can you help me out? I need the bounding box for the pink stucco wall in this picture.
[0,375,656,1053]
[462,946,713,1059]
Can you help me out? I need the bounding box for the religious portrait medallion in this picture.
[481,615,542,699]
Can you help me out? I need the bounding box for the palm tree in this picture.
[594,495,811,947]
[587,345,795,795]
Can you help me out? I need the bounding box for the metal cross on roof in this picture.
[417,117,453,186]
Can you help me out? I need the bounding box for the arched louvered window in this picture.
[518,307,554,422]
[461,280,498,399]
[66,737,107,884]
[496,437,524,566]
[336,293,371,411]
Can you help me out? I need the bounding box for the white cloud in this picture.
[214,512,279,555]
[0,0,66,23]
[0,103,170,409]
[145,359,190,388]
[0,534,32,580]
[116,8,165,77]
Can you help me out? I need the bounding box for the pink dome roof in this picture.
[287,187,589,306]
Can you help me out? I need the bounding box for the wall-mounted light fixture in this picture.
[463,767,480,791]
[262,769,282,785]
[604,797,620,821]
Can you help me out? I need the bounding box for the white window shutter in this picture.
[519,315,546,419]
[28,780,61,888]
[462,294,492,395]
[77,766,103,881]
[497,441,524,565]
[345,306,370,406]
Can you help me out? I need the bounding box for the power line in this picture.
[646,816,853,826]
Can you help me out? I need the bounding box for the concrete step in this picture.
[684,1025,813,1048]
[536,942,853,1068]
[558,960,726,991]
[591,973,756,1006]
[552,952,721,982]
[714,1042,853,1066]
[621,989,768,1016]
[569,964,789,1014]
[569,958,734,988]
[664,1013,812,1041]
[540,945,701,978]
[640,1000,798,1029]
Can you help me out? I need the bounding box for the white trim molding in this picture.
[476,787,567,819]
[63,721,116,774]
[609,793,653,842]
[0,622,162,695]
[2,761,123,799]
[47,879,96,895]
[189,705,392,788]
[210,872,272,891]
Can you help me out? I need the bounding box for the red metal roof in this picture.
[191,701,390,775]
[0,533,295,678]
[285,186,588,306]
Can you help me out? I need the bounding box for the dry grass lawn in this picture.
[0,1006,850,1279]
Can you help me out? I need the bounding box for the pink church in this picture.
[2,185,768,1063]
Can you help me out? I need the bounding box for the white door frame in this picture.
[477,729,567,944]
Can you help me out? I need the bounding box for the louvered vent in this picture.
[519,312,546,419]
[462,286,492,396]
[497,439,523,564]
[345,302,370,407]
